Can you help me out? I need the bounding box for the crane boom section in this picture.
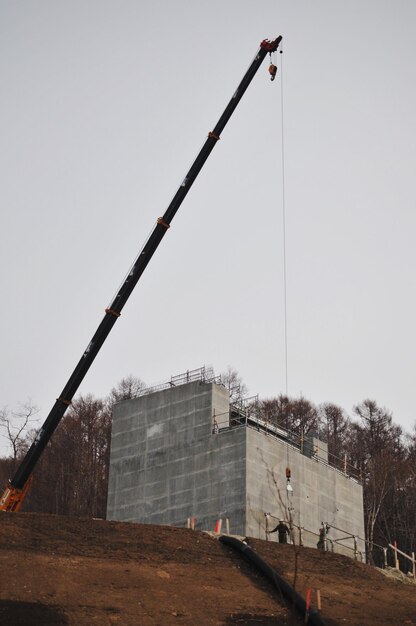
[0,36,282,511]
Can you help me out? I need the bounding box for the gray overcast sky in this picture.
[1,0,415,454]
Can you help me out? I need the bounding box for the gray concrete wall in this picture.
[245,429,365,555]
[107,380,365,557]
[107,381,246,534]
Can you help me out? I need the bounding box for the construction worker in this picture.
[267,519,290,543]
[317,524,328,551]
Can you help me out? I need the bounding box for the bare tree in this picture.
[0,401,38,467]
[261,395,291,429]
[23,375,147,518]
[289,397,318,439]
[107,374,147,405]
[24,394,111,517]
[220,366,248,405]
[348,400,403,563]
[353,399,402,452]
[320,402,350,468]
[260,395,318,439]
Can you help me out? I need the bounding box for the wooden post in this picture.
[190,516,195,530]
[344,454,347,475]
[412,552,415,579]
[316,589,321,611]
[394,541,399,571]
[383,547,388,569]
[226,517,230,535]
[187,517,190,529]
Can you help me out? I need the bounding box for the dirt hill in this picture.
[0,512,414,626]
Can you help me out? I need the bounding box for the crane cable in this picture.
[279,48,289,400]
[278,48,292,492]
[269,47,290,473]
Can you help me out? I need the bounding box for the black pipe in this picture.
[219,535,327,626]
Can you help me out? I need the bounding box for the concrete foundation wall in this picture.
[107,380,365,556]
[107,382,246,533]
[246,429,365,554]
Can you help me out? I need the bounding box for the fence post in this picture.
[353,535,357,561]
[412,552,415,579]
[226,517,230,536]
[394,541,399,571]
[383,547,388,569]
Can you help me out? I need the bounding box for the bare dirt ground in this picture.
[0,513,414,626]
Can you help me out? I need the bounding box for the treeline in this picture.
[0,376,146,519]
[1,371,415,565]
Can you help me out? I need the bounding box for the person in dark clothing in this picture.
[267,519,290,543]
[317,524,329,551]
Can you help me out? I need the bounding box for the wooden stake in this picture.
[394,541,399,571]
[316,589,321,611]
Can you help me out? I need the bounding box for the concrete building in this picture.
[107,368,365,557]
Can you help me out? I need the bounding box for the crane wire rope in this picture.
[269,46,292,517]
[279,48,289,399]
[277,49,293,517]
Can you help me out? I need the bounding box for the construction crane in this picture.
[0,36,282,512]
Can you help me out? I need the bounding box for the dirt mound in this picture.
[0,513,414,625]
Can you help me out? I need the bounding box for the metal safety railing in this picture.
[264,512,416,578]
[264,513,365,561]
[138,365,222,398]
[213,401,361,482]
[387,542,416,578]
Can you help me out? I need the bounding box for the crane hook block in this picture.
[268,64,278,81]
[260,37,282,53]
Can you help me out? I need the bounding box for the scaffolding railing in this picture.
[223,401,361,482]
[137,366,361,481]
[138,365,222,398]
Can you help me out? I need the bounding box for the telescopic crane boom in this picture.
[0,36,282,512]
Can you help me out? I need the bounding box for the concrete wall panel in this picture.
[107,380,364,555]
[107,382,246,533]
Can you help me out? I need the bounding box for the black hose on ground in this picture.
[219,535,327,626]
